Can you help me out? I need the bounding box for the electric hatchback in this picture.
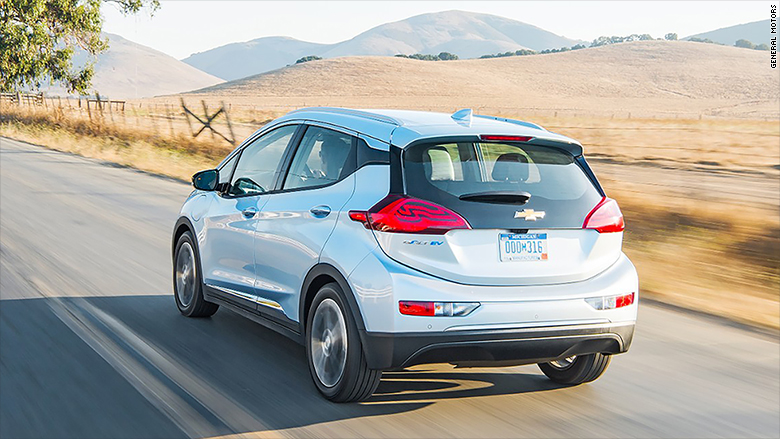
[172,107,638,402]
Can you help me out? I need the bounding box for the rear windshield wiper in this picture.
[458,191,531,204]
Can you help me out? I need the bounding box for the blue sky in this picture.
[101,1,769,59]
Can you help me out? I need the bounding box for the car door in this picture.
[253,124,357,322]
[200,124,300,310]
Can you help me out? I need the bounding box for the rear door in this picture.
[252,124,357,321]
[372,139,621,286]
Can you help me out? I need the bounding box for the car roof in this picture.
[271,107,582,153]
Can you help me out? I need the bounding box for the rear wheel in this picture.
[173,231,218,317]
[538,353,611,385]
[306,282,381,402]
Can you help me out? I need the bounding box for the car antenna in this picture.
[451,108,473,126]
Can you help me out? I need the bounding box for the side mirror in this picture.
[192,169,219,191]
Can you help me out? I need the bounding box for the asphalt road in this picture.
[1,136,778,438]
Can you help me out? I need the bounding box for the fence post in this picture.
[165,104,174,137]
[108,98,115,126]
[95,93,104,126]
[150,103,159,135]
[132,104,139,129]
[222,101,235,145]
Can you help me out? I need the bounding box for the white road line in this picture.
[77,299,277,437]
[23,240,281,439]
[48,297,220,439]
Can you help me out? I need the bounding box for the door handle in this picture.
[242,207,258,218]
[310,205,331,218]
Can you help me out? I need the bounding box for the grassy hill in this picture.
[186,40,779,119]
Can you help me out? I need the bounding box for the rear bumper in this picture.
[360,321,635,370]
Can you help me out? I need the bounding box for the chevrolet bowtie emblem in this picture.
[514,209,545,221]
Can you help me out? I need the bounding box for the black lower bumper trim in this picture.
[359,322,635,370]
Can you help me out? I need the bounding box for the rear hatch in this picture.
[368,137,623,286]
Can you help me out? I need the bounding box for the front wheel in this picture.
[538,353,611,385]
[306,283,381,402]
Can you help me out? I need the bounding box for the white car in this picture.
[173,107,638,402]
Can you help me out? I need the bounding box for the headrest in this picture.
[491,153,529,182]
[423,147,455,181]
[320,135,349,161]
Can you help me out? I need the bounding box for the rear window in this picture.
[402,142,602,228]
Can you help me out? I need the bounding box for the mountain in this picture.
[49,33,224,99]
[319,10,581,58]
[183,37,334,82]
[181,10,582,81]
[684,20,771,45]
[186,41,778,120]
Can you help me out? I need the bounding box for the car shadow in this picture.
[1,294,565,438]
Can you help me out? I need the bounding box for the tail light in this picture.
[585,293,635,310]
[583,197,624,233]
[399,301,480,317]
[349,195,470,235]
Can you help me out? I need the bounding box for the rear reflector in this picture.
[583,197,625,233]
[479,135,533,142]
[585,293,635,310]
[349,195,470,235]
[399,301,480,317]
[348,211,368,223]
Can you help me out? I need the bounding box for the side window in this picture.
[218,153,239,187]
[228,125,297,196]
[283,126,355,190]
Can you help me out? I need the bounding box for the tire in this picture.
[305,282,381,402]
[538,353,611,385]
[173,231,218,318]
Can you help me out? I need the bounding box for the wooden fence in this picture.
[1,91,253,146]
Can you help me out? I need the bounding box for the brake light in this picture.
[349,195,470,234]
[583,197,624,233]
[479,135,533,142]
[399,301,434,316]
[399,301,480,316]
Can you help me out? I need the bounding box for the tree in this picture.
[515,48,536,55]
[735,39,756,49]
[1,0,159,94]
[436,52,458,60]
[665,33,678,41]
[295,55,322,64]
[395,52,458,61]
[755,43,770,51]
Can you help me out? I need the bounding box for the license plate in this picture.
[499,233,548,262]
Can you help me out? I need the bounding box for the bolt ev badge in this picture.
[403,239,444,246]
[515,209,546,221]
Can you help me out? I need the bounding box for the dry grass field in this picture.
[1,40,778,329]
[177,40,779,120]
